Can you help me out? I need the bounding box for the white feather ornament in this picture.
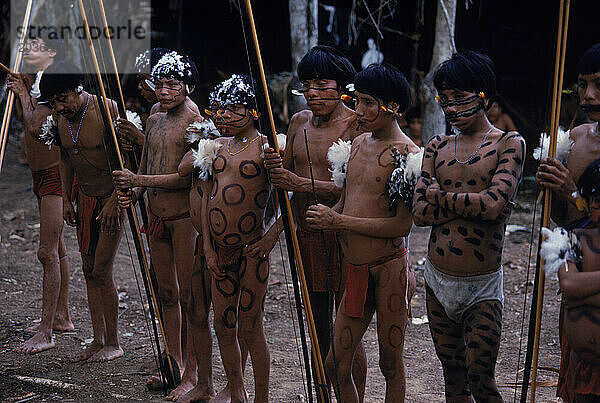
[533,126,573,165]
[386,147,424,210]
[540,227,582,278]
[186,120,220,144]
[192,139,222,181]
[39,115,58,149]
[327,139,352,187]
[125,110,143,131]
[262,133,287,155]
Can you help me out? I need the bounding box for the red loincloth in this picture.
[194,234,204,257]
[75,189,103,255]
[141,207,190,239]
[31,164,62,199]
[344,247,408,318]
[296,226,341,293]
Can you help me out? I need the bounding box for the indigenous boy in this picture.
[306,64,418,402]
[412,51,525,402]
[7,33,73,354]
[552,158,600,403]
[263,45,367,398]
[38,61,123,361]
[200,74,279,403]
[536,43,600,402]
[113,51,200,400]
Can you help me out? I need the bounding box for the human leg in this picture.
[15,195,63,354]
[462,300,503,403]
[426,284,473,403]
[54,234,73,330]
[88,224,124,362]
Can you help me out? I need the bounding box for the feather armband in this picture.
[540,227,582,277]
[533,127,573,165]
[193,139,222,181]
[262,133,287,155]
[39,115,59,149]
[186,120,220,144]
[386,147,424,210]
[327,139,352,187]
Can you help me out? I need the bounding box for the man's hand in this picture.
[536,157,577,201]
[63,199,77,227]
[244,234,277,259]
[116,118,145,147]
[264,147,284,170]
[116,188,137,209]
[205,248,226,280]
[96,194,121,235]
[6,75,26,96]
[305,204,342,231]
[112,168,139,189]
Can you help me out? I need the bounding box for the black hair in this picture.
[150,48,169,68]
[151,51,199,86]
[297,45,356,89]
[578,157,600,199]
[577,43,600,76]
[354,63,412,112]
[39,60,84,102]
[26,27,66,60]
[405,106,421,122]
[433,51,497,101]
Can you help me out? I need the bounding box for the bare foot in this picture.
[167,378,195,401]
[27,318,74,332]
[178,384,216,402]
[15,332,55,354]
[71,341,103,362]
[88,345,124,362]
[146,375,164,391]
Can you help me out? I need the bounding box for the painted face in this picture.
[588,195,600,226]
[137,74,157,103]
[578,72,600,122]
[154,77,186,110]
[354,90,387,132]
[437,87,486,130]
[48,90,83,120]
[209,103,254,136]
[22,38,55,69]
[299,78,341,115]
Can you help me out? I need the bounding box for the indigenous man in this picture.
[486,97,517,133]
[118,48,200,154]
[306,63,418,402]
[38,60,123,362]
[113,51,200,400]
[536,42,600,402]
[412,51,525,402]
[263,45,367,399]
[175,119,221,402]
[7,33,73,354]
[200,74,279,403]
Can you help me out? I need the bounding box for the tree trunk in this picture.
[419,0,456,144]
[289,0,318,71]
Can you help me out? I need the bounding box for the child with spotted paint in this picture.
[306,64,418,403]
[113,51,201,400]
[199,74,280,403]
[412,51,525,402]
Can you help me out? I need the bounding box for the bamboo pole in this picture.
[0,0,34,175]
[242,1,329,400]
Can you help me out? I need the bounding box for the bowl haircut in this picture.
[354,63,412,113]
[297,45,356,89]
[577,43,600,76]
[39,60,84,102]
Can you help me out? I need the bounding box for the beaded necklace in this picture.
[454,126,493,164]
[227,134,260,155]
[67,94,90,155]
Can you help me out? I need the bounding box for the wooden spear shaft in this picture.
[0,0,34,176]
[242,0,329,400]
[76,0,177,387]
[530,0,570,401]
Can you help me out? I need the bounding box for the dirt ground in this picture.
[0,136,563,402]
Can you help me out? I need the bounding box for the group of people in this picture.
[6,25,600,402]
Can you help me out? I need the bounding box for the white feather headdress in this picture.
[387,147,424,210]
[327,139,352,187]
[186,120,220,144]
[540,227,581,277]
[533,126,573,165]
[192,139,222,181]
[39,115,58,149]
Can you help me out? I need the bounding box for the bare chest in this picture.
[146,119,188,173]
[568,136,600,182]
[292,126,350,178]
